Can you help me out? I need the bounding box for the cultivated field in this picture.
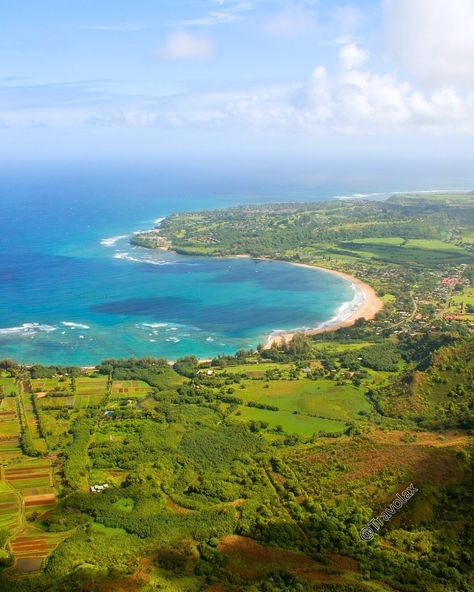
[111,380,152,399]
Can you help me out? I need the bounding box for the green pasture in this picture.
[235,378,370,422]
[462,230,474,244]
[112,497,134,512]
[392,192,474,204]
[74,394,104,409]
[216,363,293,378]
[451,287,474,307]
[334,237,473,265]
[231,406,346,436]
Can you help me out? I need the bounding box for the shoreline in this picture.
[125,240,384,353]
[261,261,383,349]
[12,256,383,370]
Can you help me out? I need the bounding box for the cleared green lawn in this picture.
[231,407,346,436]
[407,238,470,252]
[354,237,469,252]
[236,378,371,421]
[452,287,474,307]
[353,237,407,246]
[217,363,293,378]
[313,341,374,353]
[335,237,473,265]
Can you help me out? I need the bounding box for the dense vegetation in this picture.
[1,193,474,591]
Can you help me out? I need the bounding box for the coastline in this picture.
[263,262,383,349]
[127,229,384,353]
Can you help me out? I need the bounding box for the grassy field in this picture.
[32,375,109,411]
[235,378,370,421]
[231,406,346,436]
[0,378,18,396]
[0,439,22,463]
[452,287,474,307]
[0,420,20,437]
[0,490,21,532]
[216,363,293,378]
[335,238,473,265]
[5,461,53,490]
[111,380,152,399]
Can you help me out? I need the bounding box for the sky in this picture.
[2,0,474,163]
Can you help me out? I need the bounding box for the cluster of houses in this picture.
[90,483,110,493]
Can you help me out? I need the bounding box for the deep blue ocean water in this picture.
[0,161,472,365]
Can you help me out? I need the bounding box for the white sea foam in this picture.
[268,281,365,340]
[61,322,90,330]
[142,323,168,329]
[334,192,387,200]
[166,336,180,343]
[0,323,57,336]
[206,336,214,342]
[154,217,165,225]
[391,188,473,195]
[113,252,172,266]
[100,235,128,247]
[335,188,472,201]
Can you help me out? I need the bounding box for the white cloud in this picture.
[3,44,474,138]
[383,0,474,89]
[265,4,318,38]
[85,66,474,136]
[88,108,159,127]
[174,2,252,27]
[339,43,368,69]
[156,32,215,60]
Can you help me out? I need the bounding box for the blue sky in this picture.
[2,0,474,161]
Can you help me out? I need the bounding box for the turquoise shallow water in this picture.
[3,160,465,366]
[0,238,354,365]
[0,164,359,365]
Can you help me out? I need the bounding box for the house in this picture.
[90,483,110,493]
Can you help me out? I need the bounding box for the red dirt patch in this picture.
[369,429,470,450]
[328,554,359,572]
[8,473,50,481]
[219,536,363,587]
[219,535,318,579]
[24,493,56,504]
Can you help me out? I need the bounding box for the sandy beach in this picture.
[264,263,383,349]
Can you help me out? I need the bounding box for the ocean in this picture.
[0,161,471,365]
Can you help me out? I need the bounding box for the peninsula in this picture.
[132,192,474,345]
